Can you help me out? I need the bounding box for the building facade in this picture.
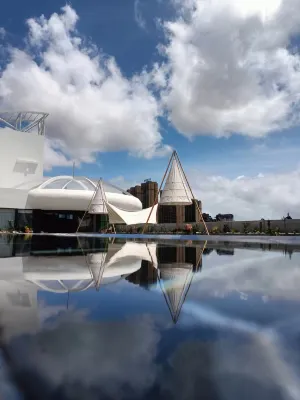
[0,111,144,233]
[127,181,202,224]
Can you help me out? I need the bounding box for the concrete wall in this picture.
[120,219,300,233]
[0,127,44,189]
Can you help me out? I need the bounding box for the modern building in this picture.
[127,180,158,209]
[128,180,202,224]
[0,111,154,232]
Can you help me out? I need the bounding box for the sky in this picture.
[1,0,300,220]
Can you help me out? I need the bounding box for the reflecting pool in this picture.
[1,234,300,399]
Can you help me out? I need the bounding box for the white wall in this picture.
[0,127,44,188]
[0,189,29,209]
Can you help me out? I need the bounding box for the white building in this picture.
[0,111,156,232]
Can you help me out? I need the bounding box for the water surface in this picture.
[0,235,300,400]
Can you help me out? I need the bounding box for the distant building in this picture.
[127,180,158,209]
[216,213,234,222]
[202,213,234,222]
[202,213,214,222]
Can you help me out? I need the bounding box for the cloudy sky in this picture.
[1,0,300,219]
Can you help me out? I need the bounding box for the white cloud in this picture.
[109,175,138,191]
[188,167,300,219]
[43,138,74,171]
[160,0,300,138]
[134,0,147,30]
[0,5,168,169]
[0,27,5,38]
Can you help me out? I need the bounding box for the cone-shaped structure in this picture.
[86,252,107,288]
[89,179,108,214]
[159,153,193,205]
[159,263,194,323]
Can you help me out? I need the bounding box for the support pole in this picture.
[174,152,210,236]
[142,151,174,234]
[76,178,101,233]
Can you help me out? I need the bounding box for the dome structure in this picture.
[27,175,142,213]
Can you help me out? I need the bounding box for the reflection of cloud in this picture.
[190,250,300,300]
[161,335,300,400]
[8,312,160,399]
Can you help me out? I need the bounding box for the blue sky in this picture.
[1,0,300,218]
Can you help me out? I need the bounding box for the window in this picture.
[44,179,71,189]
[158,205,177,223]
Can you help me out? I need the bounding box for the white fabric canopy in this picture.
[106,202,158,225]
[160,156,193,205]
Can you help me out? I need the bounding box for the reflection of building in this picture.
[157,245,203,272]
[0,237,161,339]
[0,236,158,293]
[126,260,158,289]
[0,281,39,341]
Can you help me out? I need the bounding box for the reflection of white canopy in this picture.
[21,242,158,292]
[159,263,194,323]
[87,252,107,287]
[107,242,157,267]
[106,203,158,225]
[160,155,193,206]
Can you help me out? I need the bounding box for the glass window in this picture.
[64,180,85,190]
[78,179,95,191]
[44,179,71,189]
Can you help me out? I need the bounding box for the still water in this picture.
[0,234,300,400]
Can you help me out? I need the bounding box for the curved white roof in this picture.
[25,175,142,212]
[38,176,133,196]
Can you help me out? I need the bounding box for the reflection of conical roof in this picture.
[159,263,194,323]
[160,156,193,205]
[86,252,107,288]
[89,179,108,214]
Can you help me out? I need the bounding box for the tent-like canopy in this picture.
[87,179,158,225]
[106,202,158,225]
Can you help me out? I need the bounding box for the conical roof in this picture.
[159,263,194,323]
[159,155,193,205]
[89,179,108,214]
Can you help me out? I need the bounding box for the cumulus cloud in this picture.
[188,167,300,219]
[160,0,300,138]
[8,313,160,399]
[0,5,169,169]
